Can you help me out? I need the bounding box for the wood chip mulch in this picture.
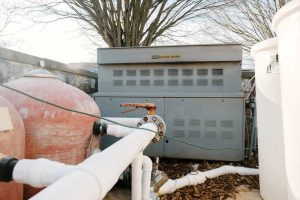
[159,155,259,200]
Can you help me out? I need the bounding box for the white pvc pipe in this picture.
[142,156,153,200]
[157,165,259,196]
[13,158,75,188]
[12,119,157,200]
[106,124,134,137]
[102,117,140,127]
[132,153,143,200]
[19,122,157,200]
[13,123,154,200]
[106,126,153,200]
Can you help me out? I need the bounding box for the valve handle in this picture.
[120,103,157,115]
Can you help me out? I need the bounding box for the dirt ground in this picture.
[104,155,260,200]
[159,155,259,200]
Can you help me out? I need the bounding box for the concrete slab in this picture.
[227,185,262,200]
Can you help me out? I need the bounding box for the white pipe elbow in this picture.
[158,179,176,195]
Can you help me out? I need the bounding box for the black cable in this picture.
[0,84,158,134]
[0,83,247,151]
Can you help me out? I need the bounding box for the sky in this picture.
[2,18,217,64]
[0,0,220,65]
[0,1,253,69]
[3,17,100,64]
[0,0,105,64]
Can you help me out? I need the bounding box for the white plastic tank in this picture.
[251,38,287,200]
[272,1,300,199]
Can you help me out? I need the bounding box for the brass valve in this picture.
[120,103,157,115]
[120,103,166,143]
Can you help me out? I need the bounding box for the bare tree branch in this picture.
[207,0,289,52]
[0,1,17,47]
[25,0,232,47]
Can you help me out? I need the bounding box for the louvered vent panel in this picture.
[188,119,200,126]
[168,69,178,76]
[197,69,208,76]
[140,69,150,76]
[173,130,185,137]
[197,79,208,86]
[113,70,123,76]
[140,80,150,86]
[154,80,164,86]
[173,119,185,126]
[182,79,193,86]
[182,69,193,76]
[205,120,217,127]
[154,69,164,76]
[126,70,136,76]
[221,131,233,139]
[188,130,201,138]
[221,120,233,128]
[113,80,122,86]
[204,131,217,139]
[212,79,223,86]
[212,69,223,76]
[168,79,179,86]
[127,80,136,86]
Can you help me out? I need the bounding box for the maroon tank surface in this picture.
[0,95,25,200]
[0,69,100,199]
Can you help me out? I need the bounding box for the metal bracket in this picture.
[137,115,166,143]
[266,54,280,74]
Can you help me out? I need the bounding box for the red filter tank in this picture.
[0,69,100,198]
[0,95,25,200]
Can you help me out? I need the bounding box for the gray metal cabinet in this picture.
[164,97,244,161]
[95,44,245,161]
[95,95,244,161]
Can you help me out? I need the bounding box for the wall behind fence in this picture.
[0,47,98,94]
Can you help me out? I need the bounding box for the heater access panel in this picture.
[94,95,244,161]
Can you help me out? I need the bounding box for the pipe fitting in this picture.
[137,115,166,143]
[93,121,107,136]
[0,156,18,182]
